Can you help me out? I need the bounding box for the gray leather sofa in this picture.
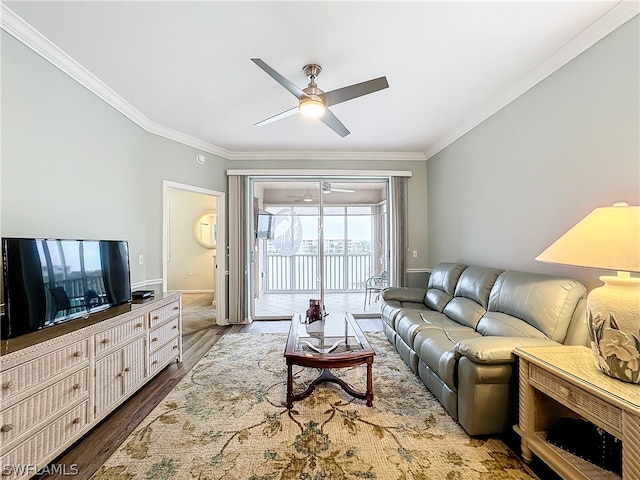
[381,262,588,436]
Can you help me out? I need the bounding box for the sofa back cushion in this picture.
[486,271,587,343]
[424,263,467,312]
[443,266,504,328]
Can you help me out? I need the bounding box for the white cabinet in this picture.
[95,336,145,416]
[0,293,182,480]
[148,299,181,377]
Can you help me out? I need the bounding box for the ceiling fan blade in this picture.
[254,106,299,126]
[251,58,307,100]
[319,109,350,137]
[322,76,389,107]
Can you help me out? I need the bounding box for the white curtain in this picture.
[389,176,407,287]
[227,174,249,323]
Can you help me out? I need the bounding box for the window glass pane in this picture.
[347,206,374,215]
[323,215,344,253]
[293,206,320,215]
[347,216,373,254]
[323,206,345,215]
[299,215,319,254]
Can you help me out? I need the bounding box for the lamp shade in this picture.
[536,203,640,273]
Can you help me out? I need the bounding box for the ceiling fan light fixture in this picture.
[302,189,314,202]
[299,97,325,118]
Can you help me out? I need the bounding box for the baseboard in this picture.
[131,278,163,290]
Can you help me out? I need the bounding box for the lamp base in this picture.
[587,274,640,384]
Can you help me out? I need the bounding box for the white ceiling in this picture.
[3,1,637,161]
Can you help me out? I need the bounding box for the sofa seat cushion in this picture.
[382,303,432,331]
[413,327,481,392]
[396,311,470,349]
[395,311,435,348]
[419,311,471,329]
[455,336,562,364]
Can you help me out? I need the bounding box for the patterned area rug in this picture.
[91,332,536,480]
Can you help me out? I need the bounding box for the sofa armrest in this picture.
[455,336,560,364]
[381,287,426,303]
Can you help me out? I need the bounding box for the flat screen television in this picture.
[256,210,274,239]
[1,238,132,340]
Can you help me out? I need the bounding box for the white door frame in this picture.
[162,180,227,325]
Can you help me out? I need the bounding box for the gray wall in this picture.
[1,30,428,290]
[426,16,640,290]
[0,31,227,285]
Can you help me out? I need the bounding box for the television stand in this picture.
[0,292,182,480]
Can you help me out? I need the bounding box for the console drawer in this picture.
[529,363,622,434]
[149,318,180,353]
[94,316,145,356]
[0,368,89,445]
[148,339,180,377]
[0,401,89,480]
[149,301,180,328]
[0,340,88,404]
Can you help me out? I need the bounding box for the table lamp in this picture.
[536,202,640,384]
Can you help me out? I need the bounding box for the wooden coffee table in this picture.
[284,312,375,408]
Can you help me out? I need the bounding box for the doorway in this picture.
[162,181,226,325]
[250,177,388,319]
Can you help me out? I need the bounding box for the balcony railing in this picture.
[265,253,374,293]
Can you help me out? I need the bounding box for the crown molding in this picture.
[424,1,639,160]
[226,169,413,177]
[0,3,425,162]
[0,4,234,160]
[224,151,426,162]
[2,2,636,164]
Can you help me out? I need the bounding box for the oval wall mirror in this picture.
[193,210,216,249]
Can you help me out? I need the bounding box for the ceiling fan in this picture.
[251,58,389,137]
[286,183,355,202]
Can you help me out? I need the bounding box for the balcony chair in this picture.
[364,270,388,308]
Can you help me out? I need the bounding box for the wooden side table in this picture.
[514,346,639,480]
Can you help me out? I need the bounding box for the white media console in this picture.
[0,292,182,480]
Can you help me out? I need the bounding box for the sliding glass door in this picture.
[249,177,389,319]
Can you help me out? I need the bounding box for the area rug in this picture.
[91,332,536,480]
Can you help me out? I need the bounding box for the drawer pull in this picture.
[72,383,82,390]
[172,325,178,330]
[101,338,110,344]
[153,315,160,320]
[73,351,83,357]
[0,424,13,433]
[172,345,179,350]
[152,337,158,342]
[71,417,81,425]
[557,386,570,398]
[173,306,179,311]
[135,323,143,328]
[152,360,158,365]
[1,381,12,390]
[123,367,131,372]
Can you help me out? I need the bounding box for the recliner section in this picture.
[381,262,587,436]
